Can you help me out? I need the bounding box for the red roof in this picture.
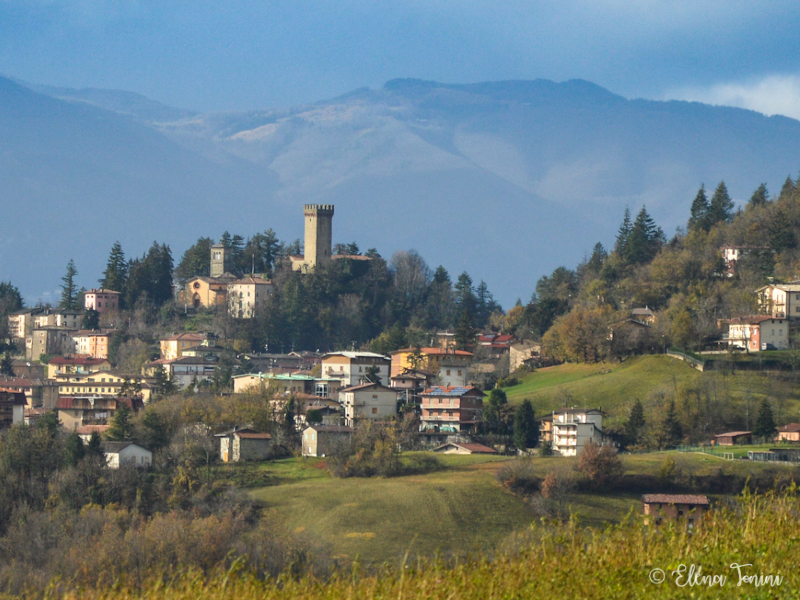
[778,423,800,432]
[236,432,272,440]
[642,494,709,505]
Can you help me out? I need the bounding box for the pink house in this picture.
[84,289,121,313]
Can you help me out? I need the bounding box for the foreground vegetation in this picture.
[18,488,800,600]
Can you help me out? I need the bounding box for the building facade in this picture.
[724,316,788,351]
[340,382,398,426]
[419,385,484,433]
[755,284,800,319]
[540,408,605,457]
[227,277,274,319]
[302,424,353,457]
[321,352,391,387]
[84,289,121,313]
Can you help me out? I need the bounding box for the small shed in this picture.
[433,442,498,455]
[103,442,152,469]
[216,428,272,462]
[714,431,752,445]
[302,425,353,457]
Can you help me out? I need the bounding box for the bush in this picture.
[496,458,542,495]
[576,441,623,490]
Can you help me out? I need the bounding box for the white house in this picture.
[103,442,152,469]
[755,284,800,320]
[339,382,398,426]
[227,277,274,319]
[321,352,391,387]
[541,408,604,457]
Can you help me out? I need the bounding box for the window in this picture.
[372,407,378,414]
[458,370,462,376]
[446,369,451,376]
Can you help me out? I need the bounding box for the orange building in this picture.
[642,494,709,527]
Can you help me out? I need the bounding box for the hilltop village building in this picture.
[539,408,605,457]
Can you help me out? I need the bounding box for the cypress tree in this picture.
[707,181,734,226]
[659,399,683,449]
[106,402,135,441]
[625,206,664,264]
[513,399,538,450]
[625,399,646,446]
[688,185,710,231]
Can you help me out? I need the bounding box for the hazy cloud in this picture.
[668,75,800,122]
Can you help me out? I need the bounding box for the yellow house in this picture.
[160,333,208,360]
[390,347,473,378]
[55,370,154,402]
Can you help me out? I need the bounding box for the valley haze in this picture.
[3,75,800,306]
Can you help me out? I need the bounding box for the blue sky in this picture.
[2,1,800,116]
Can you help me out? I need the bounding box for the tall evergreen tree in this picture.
[0,353,13,376]
[659,399,683,449]
[513,399,538,450]
[779,175,796,200]
[625,399,646,446]
[454,272,477,317]
[748,183,768,208]
[83,308,100,330]
[175,237,213,283]
[106,402,135,441]
[475,280,501,328]
[433,266,451,285]
[614,207,632,256]
[752,399,777,441]
[707,181,735,226]
[59,259,78,309]
[688,184,710,231]
[100,242,128,300]
[454,309,477,351]
[625,206,664,265]
[586,242,607,273]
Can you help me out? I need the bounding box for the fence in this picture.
[666,350,705,371]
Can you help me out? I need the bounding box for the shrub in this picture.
[496,458,542,495]
[576,441,623,490]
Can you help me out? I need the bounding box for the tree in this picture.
[137,407,170,452]
[752,399,776,441]
[306,409,323,425]
[707,181,734,227]
[614,207,632,256]
[363,364,382,385]
[454,309,477,351]
[100,242,128,300]
[779,175,796,200]
[60,259,79,309]
[454,272,477,317]
[83,308,100,330]
[0,353,13,376]
[153,365,177,398]
[576,440,623,490]
[106,402,135,441]
[624,206,664,265]
[670,309,696,350]
[175,237,213,283]
[658,399,683,449]
[484,388,510,435]
[688,185,710,231]
[513,399,538,450]
[87,431,104,458]
[625,399,646,447]
[748,183,768,208]
[475,280,501,328]
[585,242,607,274]
[64,431,86,467]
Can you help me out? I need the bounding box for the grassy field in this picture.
[502,354,800,423]
[241,450,799,566]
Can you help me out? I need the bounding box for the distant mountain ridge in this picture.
[3,75,800,306]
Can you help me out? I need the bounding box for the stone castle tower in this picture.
[210,243,231,278]
[303,204,334,270]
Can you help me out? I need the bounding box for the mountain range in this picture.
[3,75,800,307]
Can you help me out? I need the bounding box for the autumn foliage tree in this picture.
[576,440,623,490]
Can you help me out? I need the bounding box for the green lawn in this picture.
[503,355,700,418]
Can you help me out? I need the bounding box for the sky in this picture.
[2,1,800,118]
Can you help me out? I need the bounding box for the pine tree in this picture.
[614,207,632,256]
[707,181,735,226]
[659,399,683,449]
[175,237,213,283]
[688,185,710,231]
[513,399,538,450]
[101,242,128,299]
[0,353,13,376]
[779,176,796,200]
[64,431,85,466]
[454,272,477,317]
[59,259,78,309]
[586,242,607,273]
[433,266,451,285]
[752,399,777,441]
[106,402,135,441]
[87,431,104,457]
[625,206,664,264]
[83,308,100,330]
[454,309,477,350]
[625,399,646,446]
[748,183,768,208]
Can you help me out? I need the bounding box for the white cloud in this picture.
[667,75,800,121]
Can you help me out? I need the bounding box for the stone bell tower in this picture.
[210,243,231,278]
[303,204,334,270]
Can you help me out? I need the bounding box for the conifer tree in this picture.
[59,259,78,310]
[101,242,128,300]
[625,399,646,446]
[753,399,777,441]
[614,207,632,256]
[0,353,13,376]
[779,176,796,200]
[64,431,85,466]
[625,206,664,265]
[586,242,607,273]
[106,402,135,441]
[454,309,477,350]
[658,399,683,449]
[688,184,710,231]
[513,399,538,450]
[748,183,768,208]
[707,181,735,226]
